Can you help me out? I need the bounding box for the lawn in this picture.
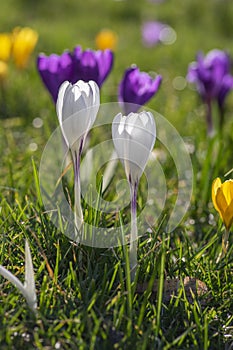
[0,0,233,349]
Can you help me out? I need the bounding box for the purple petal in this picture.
[119,66,162,114]
[72,46,114,87]
[37,51,73,102]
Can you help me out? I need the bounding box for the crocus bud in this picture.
[119,66,162,114]
[212,177,233,232]
[112,111,156,185]
[56,79,100,232]
[11,27,38,68]
[71,46,114,87]
[56,79,100,149]
[37,52,73,102]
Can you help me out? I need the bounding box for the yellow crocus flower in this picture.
[11,27,38,68]
[95,29,118,51]
[0,60,8,82]
[212,177,233,232]
[0,33,12,62]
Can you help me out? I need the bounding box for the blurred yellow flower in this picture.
[95,29,118,51]
[0,33,12,62]
[212,177,233,231]
[11,27,38,68]
[0,60,8,82]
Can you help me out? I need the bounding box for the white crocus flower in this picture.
[56,80,100,236]
[112,111,156,279]
[0,240,37,313]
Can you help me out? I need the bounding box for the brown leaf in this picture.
[136,277,208,303]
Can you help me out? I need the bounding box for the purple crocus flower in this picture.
[141,21,166,47]
[187,49,233,135]
[119,66,162,114]
[71,46,114,87]
[37,52,73,103]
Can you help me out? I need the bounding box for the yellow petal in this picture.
[215,186,228,221]
[212,177,222,212]
[223,199,233,231]
[95,29,118,51]
[221,179,233,206]
[12,27,38,68]
[0,33,12,61]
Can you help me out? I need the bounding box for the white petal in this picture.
[56,81,71,126]
[76,80,91,98]
[125,113,139,135]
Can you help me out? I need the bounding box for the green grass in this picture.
[1,0,233,349]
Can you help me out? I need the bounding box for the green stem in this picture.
[216,229,229,263]
[206,100,214,137]
[71,142,84,240]
[129,181,138,281]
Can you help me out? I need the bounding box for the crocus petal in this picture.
[218,75,233,108]
[224,199,233,231]
[212,177,222,212]
[56,80,70,125]
[95,49,114,86]
[221,180,233,206]
[37,52,73,102]
[215,187,228,220]
[0,33,12,61]
[72,46,114,87]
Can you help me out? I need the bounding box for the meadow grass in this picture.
[1,0,233,349]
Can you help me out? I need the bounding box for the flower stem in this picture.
[218,103,225,133]
[72,141,84,239]
[216,229,229,263]
[129,181,138,281]
[206,100,214,137]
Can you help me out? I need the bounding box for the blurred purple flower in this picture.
[119,66,162,114]
[187,49,233,135]
[37,52,73,103]
[71,46,114,87]
[187,49,232,103]
[142,21,166,47]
